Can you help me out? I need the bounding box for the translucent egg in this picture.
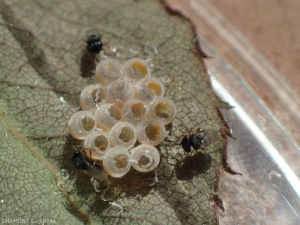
[149,97,176,125]
[95,103,121,132]
[122,58,150,81]
[95,58,123,86]
[110,122,137,148]
[106,78,135,108]
[130,144,160,173]
[136,118,166,146]
[102,147,131,178]
[83,131,111,161]
[68,111,96,140]
[121,99,150,126]
[135,77,164,103]
[80,84,106,112]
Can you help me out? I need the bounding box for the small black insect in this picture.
[85,33,104,62]
[181,128,218,153]
[71,150,107,181]
[71,150,90,170]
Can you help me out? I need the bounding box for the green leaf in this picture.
[0,0,230,224]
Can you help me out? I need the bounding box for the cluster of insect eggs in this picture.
[68,58,176,178]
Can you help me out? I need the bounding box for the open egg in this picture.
[94,103,121,132]
[135,77,164,103]
[68,111,96,140]
[122,58,150,81]
[121,99,150,126]
[102,147,131,178]
[149,97,176,125]
[106,78,135,108]
[130,144,160,173]
[110,122,137,148]
[95,58,123,86]
[136,118,166,146]
[83,130,111,161]
[80,84,106,112]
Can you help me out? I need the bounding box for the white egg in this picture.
[130,144,160,173]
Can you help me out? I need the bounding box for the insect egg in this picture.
[135,77,164,103]
[68,111,96,140]
[110,122,137,148]
[136,118,166,146]
[130,144,160,173]
[94,103,121,132]
[95,58,123,86]
[80,84,106,112]
[122,58,150,81]
[102,146,131,178]
[121,99,149,126]
[83,130,111,161]
[149,97,176,125]
[106,78,135,108]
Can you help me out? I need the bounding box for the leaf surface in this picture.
[0,0,228,224]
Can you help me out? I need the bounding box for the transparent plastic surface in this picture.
[199,36,300,224]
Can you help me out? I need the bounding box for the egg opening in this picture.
[135,78,164,103]
[121,99,149,125]
[110,122,137,148]
[95,58,122,86]
[136,119,166,146]
[80,84,106,112]
[122,58,150,81]
[107,79,135,108]
[131,103,146,117]
[131,62,148,78]
[68,111,96,140]
[130,144,160,173]
[150,97,176,125]
[84,131,111,160]
[95,103,121,131]
[103,147,131,178]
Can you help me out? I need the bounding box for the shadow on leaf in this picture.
[79,49,96,78]
[175,152,212,180]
